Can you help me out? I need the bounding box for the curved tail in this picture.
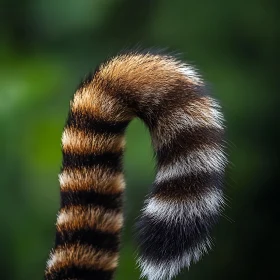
[45,51,227,280]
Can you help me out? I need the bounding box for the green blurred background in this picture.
[1,0,279,279]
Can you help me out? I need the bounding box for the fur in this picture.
[45,51,227,280]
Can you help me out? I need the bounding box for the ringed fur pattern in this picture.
[45,50,227,280]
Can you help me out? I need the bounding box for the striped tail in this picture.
[45,51,227,280]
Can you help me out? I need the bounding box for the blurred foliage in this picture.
[0,0,279,279]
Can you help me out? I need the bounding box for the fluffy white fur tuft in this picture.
[143,189,225,223]
[138,238,212,280]
[155,147,227,184]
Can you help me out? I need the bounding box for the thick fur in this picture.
[45,51,227,280]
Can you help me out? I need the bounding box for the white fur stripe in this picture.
[138,238,211,280]
[155,147,227,184]
[143,189,224,223]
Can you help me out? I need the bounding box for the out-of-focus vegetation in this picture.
[1,0,279,279]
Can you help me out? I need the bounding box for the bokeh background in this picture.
[1,0,279,279]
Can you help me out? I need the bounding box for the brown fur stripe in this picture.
[60,189,123,210]
[55,228,120,252]
[62,127,126,155]
[46,244,118,272]
[59,167,125,194]
[62,151,122,171]
[155,126,224,168]
[45,266,114,280]
[66,110,130,135]
[152,172,223,200]
[57,205,123,234]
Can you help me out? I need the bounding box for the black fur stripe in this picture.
[152,171,224,199]
[55,229,120,252]
[155,126,224,167]
[136,212,219,262]
[67,111,129,135]
[60,190,123,210]
[45,266,114,280]
[62,151,122,171]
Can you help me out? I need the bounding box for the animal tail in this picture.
[45,51,227,280]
